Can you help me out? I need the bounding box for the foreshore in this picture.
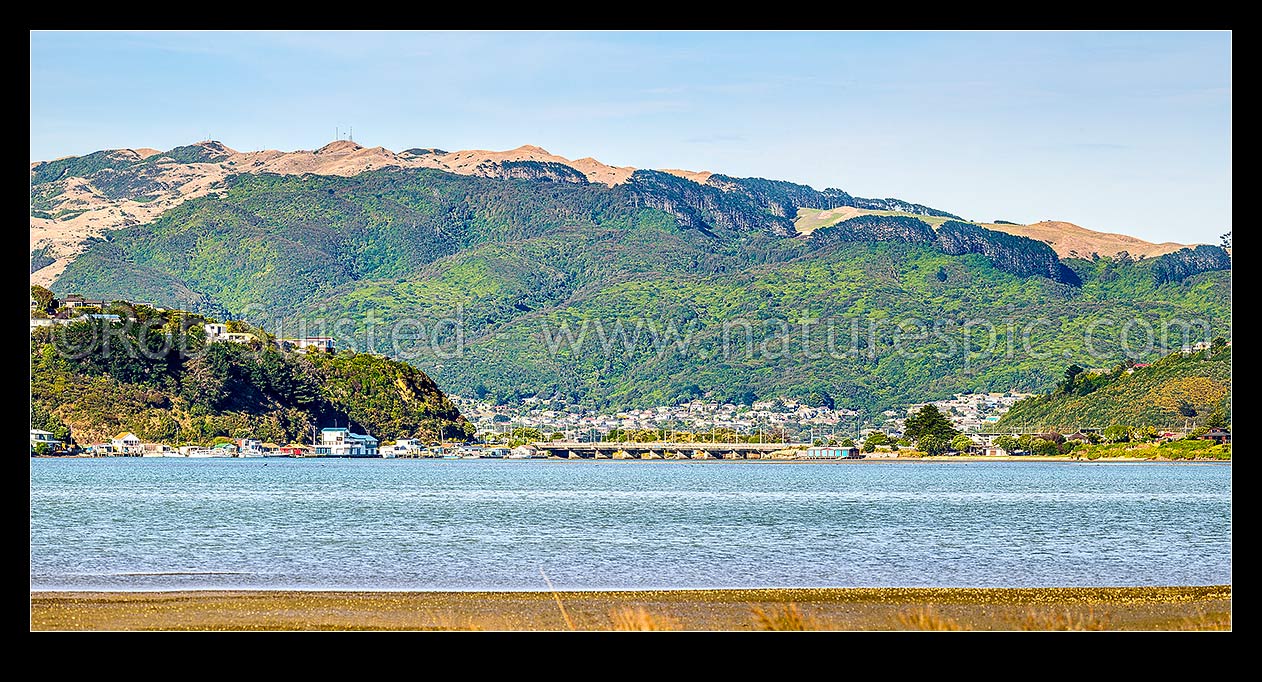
[31,455,1230,462]
[30,585,1230,631]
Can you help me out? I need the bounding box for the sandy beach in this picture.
[31,586,1231,631]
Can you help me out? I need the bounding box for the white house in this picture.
[982,446,1009,457]
[30,429,62,451]
[110,432,143,456]
[314,427,379,457]
[238,439,264,457]
[204,323,258,345]
[282,337,335,353]
[142,443,177,457]
[391,439,425,457]
[204,323,227,341]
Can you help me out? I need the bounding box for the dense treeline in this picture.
[811,214,937,244]
[1151,245,1232,285]
[704,174,960,219]
[936,220,1081,285]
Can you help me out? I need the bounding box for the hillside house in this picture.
[282,337,335,353]
[62,295,108,309]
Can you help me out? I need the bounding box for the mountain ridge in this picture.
[31,139,1197,285]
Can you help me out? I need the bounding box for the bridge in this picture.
[532,441,808,460]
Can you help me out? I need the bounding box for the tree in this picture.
[1203,406,1229,429]
[993,435,1018,452]
[864,431,889,447]
[862,441,875,453]
[1177,401,1198,419]
[31,285,56,313]
[903,405,959,441]
[33,441,52,456]
[1220,231,1232,249]
[803,390,834,409]
[1102,425,1131,443]
[950,434,973,453]
[1029,438,1060,456]
[549,431,565,441]
[918,434,949,455]
[1059,364,1084,395]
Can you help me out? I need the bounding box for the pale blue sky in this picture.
[30,31,1230,243]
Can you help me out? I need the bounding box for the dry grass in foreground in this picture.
[752,604,819,630]
[31,586,1230,631]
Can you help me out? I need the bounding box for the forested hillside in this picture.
[30,303,470,445]
[42,155,1231,415]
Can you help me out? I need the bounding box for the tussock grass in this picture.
[1016,607,1111,631]
[752,603,818,630]
[895,606,962,631]
[609,607,678,631]
[1177,609,1231,631]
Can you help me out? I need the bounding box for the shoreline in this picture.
[31,455,1230,463]
[31,585,1231,631]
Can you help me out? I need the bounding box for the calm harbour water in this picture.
[30,459,1231,591]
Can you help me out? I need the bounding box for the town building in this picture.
[314,427,379,457]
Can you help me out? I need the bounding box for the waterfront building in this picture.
[802,445,860,459]
[109,432,143,456]
[30,429,62,451]
[314,427,379,457]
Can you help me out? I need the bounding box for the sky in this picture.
[30,31,1230,243]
